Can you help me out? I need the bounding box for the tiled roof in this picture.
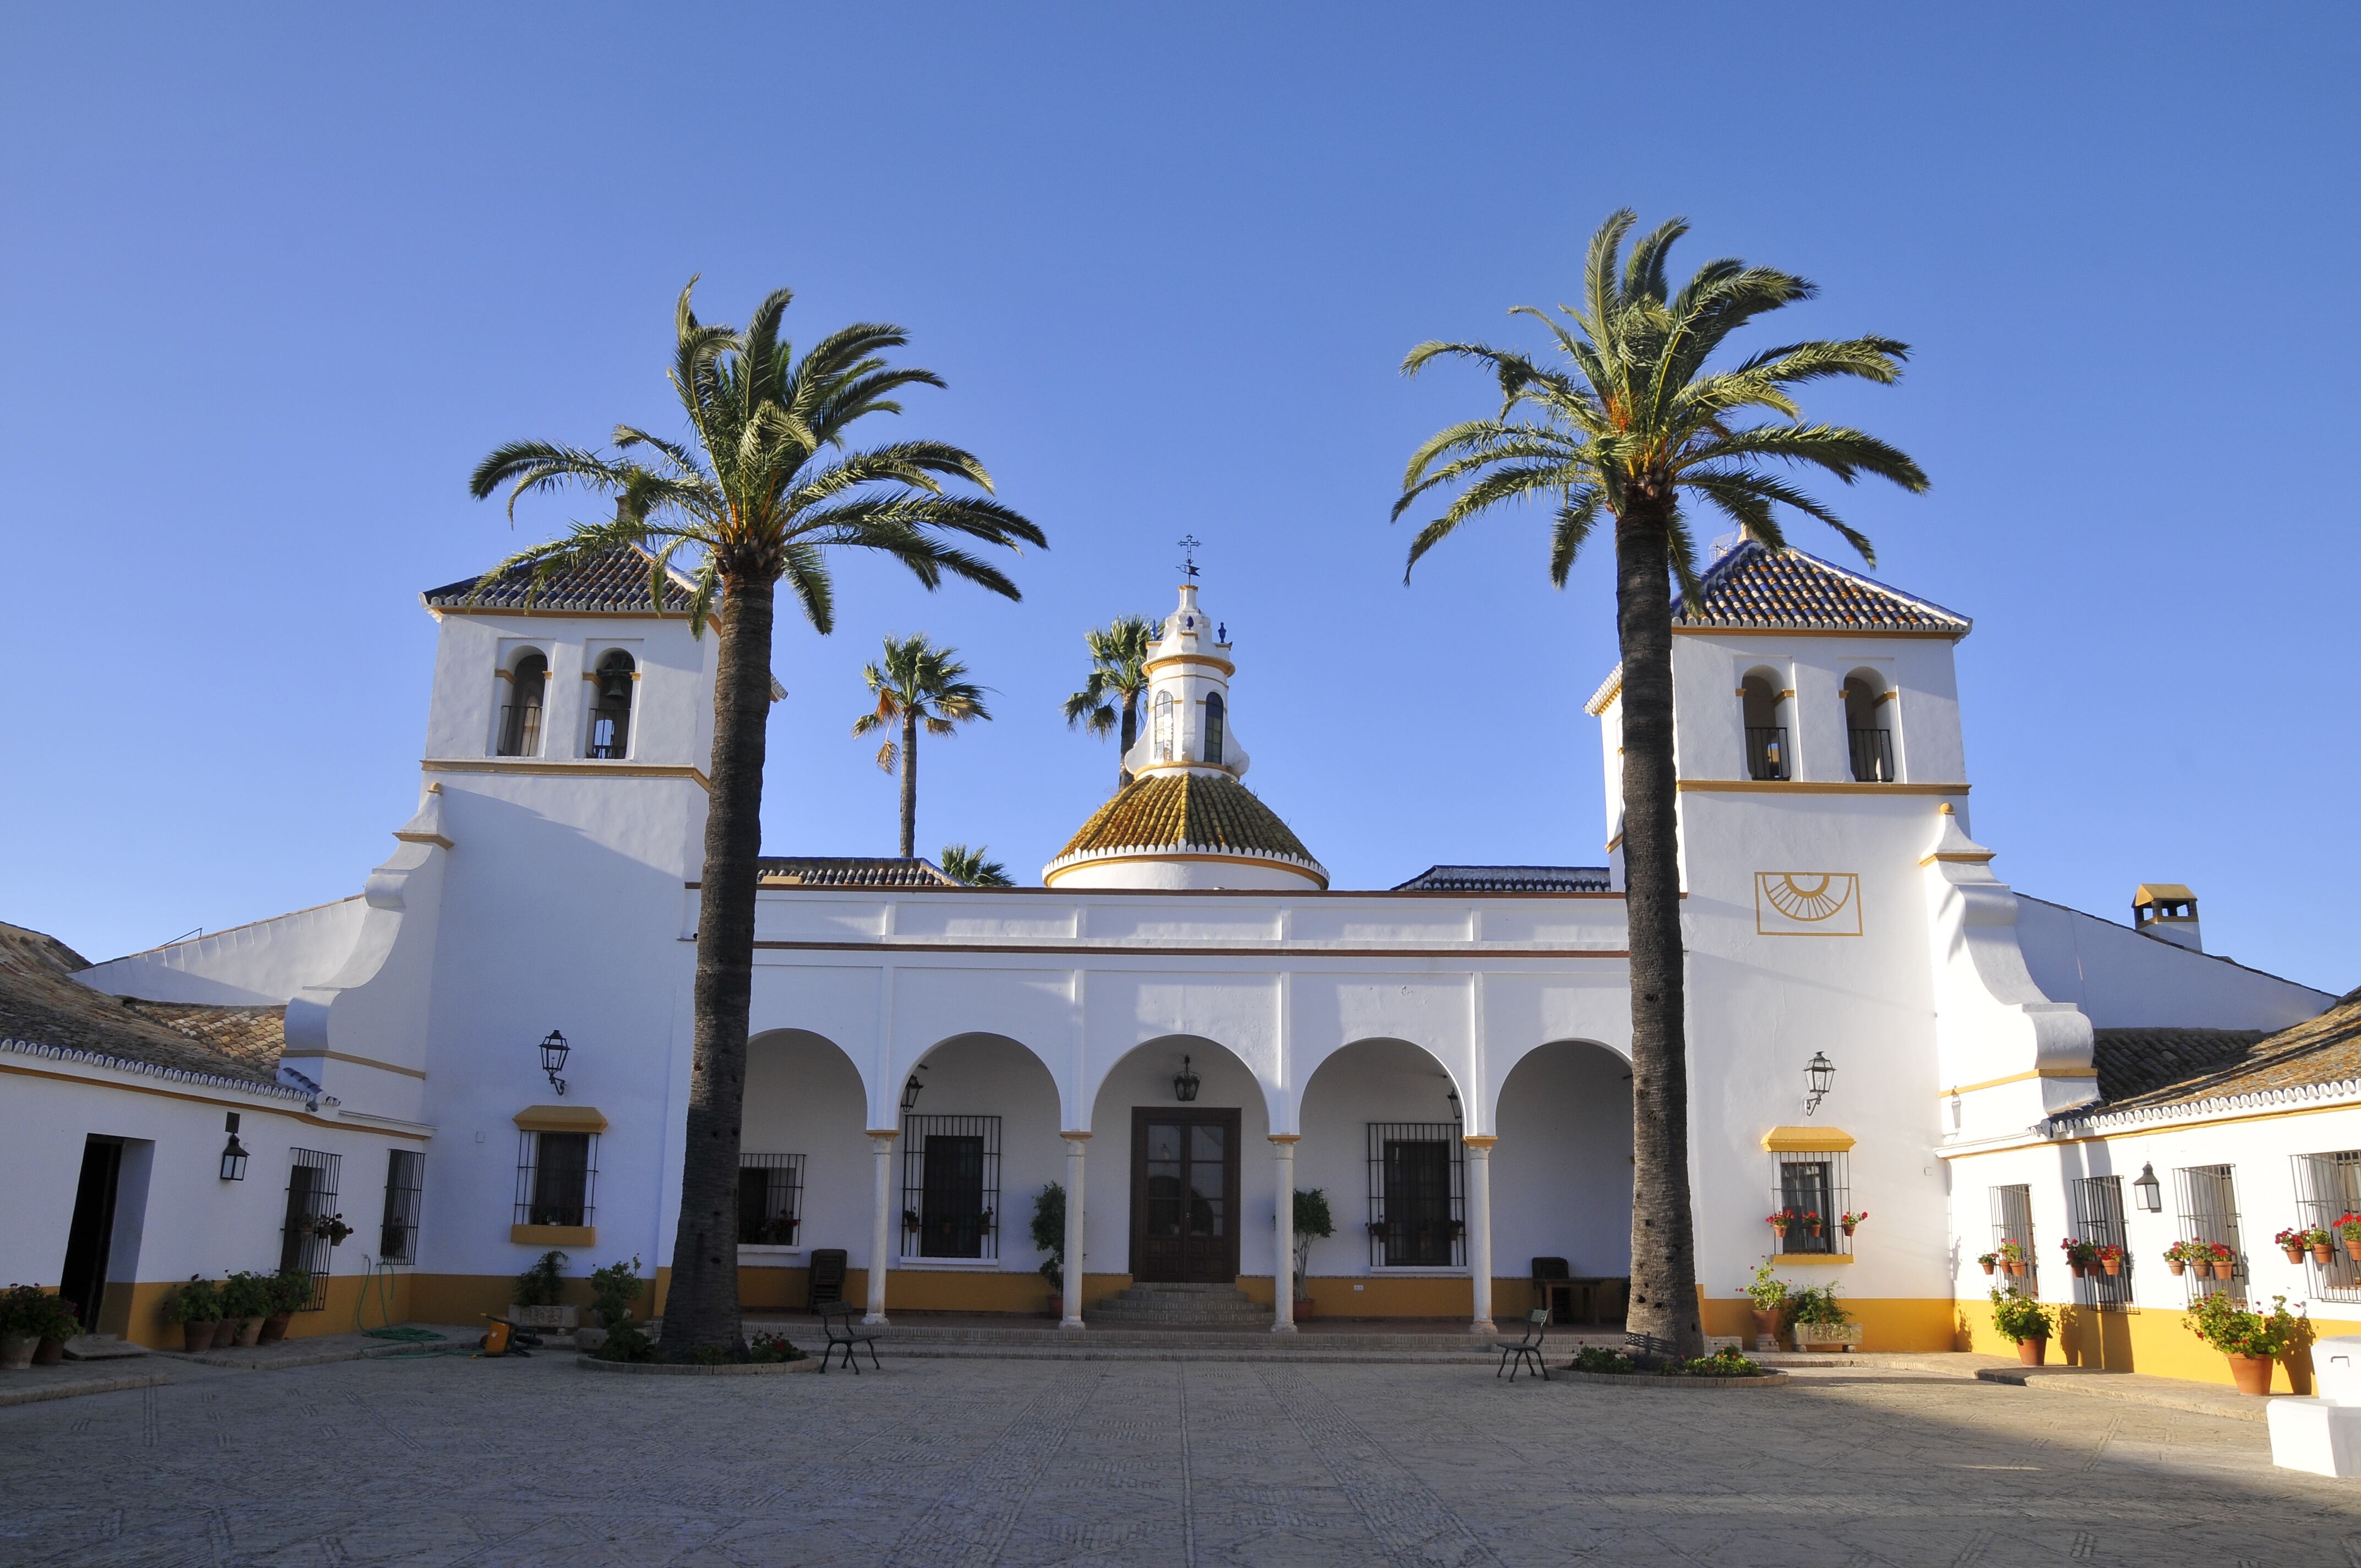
[0,922,284,1088]
[1392,865,1611,892]
[1672,542,1971,635]
[755,857,963,889]
[2090,1027,2272,1104]
[422,545,698,614]
[1052,774,1323,873]
[2080,989,2361,1114]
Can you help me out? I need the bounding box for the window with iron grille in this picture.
[2290,1152,2361,1303]
[279,1148,340,1310]
[737,1152,805,1246]
[377,1149,423,1263]
[1367,1123,1465,1267]
[2068,1175,2132,1308]
[902,1116,999,1260]
[1990,1184,2037,1292]
[513,1131,597,1228]
[2173,1164,2246,1302]
[1771,1152,1853,1255]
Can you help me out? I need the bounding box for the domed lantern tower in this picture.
[1042,579,1326,890]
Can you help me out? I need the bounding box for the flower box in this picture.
[1791,1321,1863,1352]
[509,1304,578,1330]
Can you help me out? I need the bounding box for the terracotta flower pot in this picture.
[1805,1222,1823,1236]
[258,1313,292,1345]
[0,1333,36,1371]
[2069,1262,2087,1279]
[2285,1246,2306,1265]
[2314,1244,2335,1265]
[1750,1308,1780,1345]
[2346,1236,2361,1262]
[2283,1355,2315,1396]
[34,1337,67,1366]
[1770,1224,1788,1242]
[1841,1222,1857,1237]
[2167,1258,2186,1276]
[231,1316,264,1348]
[2101,1257,2121,1276]
[1979,1260,1995,1275]
[2212,1260,2237,1281]
[181,1320,219,1354]
[2226,1353,2274,1396]
[2018,1337,2047,1366]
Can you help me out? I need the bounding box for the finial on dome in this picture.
[1177,533,1202,580]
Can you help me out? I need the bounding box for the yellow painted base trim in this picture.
[1702,1295,1958,1351]
[1769,1253,1854,1265]
[108,1272,409,1349]
[1957,1298,2361,1391]
[510,1224,596,1246]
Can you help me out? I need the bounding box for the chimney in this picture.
[2132,883,2202,952]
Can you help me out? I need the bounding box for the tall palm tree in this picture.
[1060,614,1156,786]
[469,280,1043,1357]
[1393,211,1925,1355]
[939,842,1014,887]
[853,634,991,857]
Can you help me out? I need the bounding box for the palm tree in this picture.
[940,842,1014,887]
[1393,211,1925,1355]
[852,634,991,858]
[1060,614,1156,786]
[469,280,1044,1356]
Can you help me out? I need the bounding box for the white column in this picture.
[1271,1135,1299,1332]
[1465,1135,1497,1334]
[1060,1133,1089,1331]
[866,1130,897,1325]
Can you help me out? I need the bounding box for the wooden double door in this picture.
[1129,1108,1240,1283]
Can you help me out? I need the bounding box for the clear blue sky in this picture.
[4,5,2354,991]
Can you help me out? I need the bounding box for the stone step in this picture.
[61,1335,148,1362]
[1087,1306,1272,1321]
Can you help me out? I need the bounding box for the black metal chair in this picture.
[807,1249,848,1313]
[1495,1308,1551,1381]
[816,1304,882,1374]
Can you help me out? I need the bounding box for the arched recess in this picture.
[740,1029,874,1299]
[1298,1038,1468,1278]
[1739,666,1791,781]
[1086,1035,1272,1284]
[896,1032,1064,1274]
[1490,1039,1634,1293]
[1842,667,1896,782]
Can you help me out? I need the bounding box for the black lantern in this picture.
[538,1029,571,1097]
[1446,1086,1462,1120]
[2133,1162,2163,1213]
[901,1069,926,1112]
[1173,1055,1200,1102]
[1803,1051,1835,1117]
[218,1112,248,1182]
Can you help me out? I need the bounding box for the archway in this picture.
[1492,1039,1633,1324]
[1086,1036,1270,1289]
[891,1033,1064,1307]
[739,1030,871,1310]
[1296,1037,1468,1316]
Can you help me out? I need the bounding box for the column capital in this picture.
[1060,1130,1092,1142]
[866,1128,901,1140]
[1461,1134,1499,1149]
[1267,1133,1302,1145]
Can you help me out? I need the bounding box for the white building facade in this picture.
[5,542,2344,1384]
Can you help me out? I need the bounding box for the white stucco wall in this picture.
[2015,895,2332,1030]
[78,897,367,1004]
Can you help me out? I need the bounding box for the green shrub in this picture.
[1571,1346,1634,1374]
[2185,1292,2304,1358]
[1031,1183,1065,1291]
[587,1256,644,1331]
[513,1250,568,1308]
[747,1332,806,1364]
[265,1268,312,1316]
[1,1285,77,1341]
[162,1276,222,1325]
[220,1271,273,1319]
[1663,1346,1764,1377]
[1989,1287,2052,1344]
[591,1319,656,1363]
[1739,1261,1790,1313]
[1787,1283,1849,1326]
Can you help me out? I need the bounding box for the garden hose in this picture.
[354,1256,445,1343]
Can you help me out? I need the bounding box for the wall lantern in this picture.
[2133,1162,2163,1213]
[218,1113,249,1182]
[901,1069,926,1113]
[538,1030,571,1097]
[1173,1055,1201,1103]
[1446,1086,1462,1120]
[1802,1051,1836,1117]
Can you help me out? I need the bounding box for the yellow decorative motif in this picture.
[1754,872,1864,936]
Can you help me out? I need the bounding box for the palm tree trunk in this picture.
[1118,693,1138,787]
[1614,507,1704,1358]
[898,710,918,859]
[663,571,775,1355]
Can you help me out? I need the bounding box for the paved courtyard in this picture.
[3,1352,2359,1566]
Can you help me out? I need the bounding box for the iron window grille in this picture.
[2173,1163,2246,1302]
[1367,1123,1465,1267]
[1745,726,1790,781]
[737,1152,806,1246]
[1848,728,1894,783]
[902,1115,1000,1260]
[279,1148,340,1311]
[1990,1183,2038,1292]
[586,651,635,759]
[378,1149,423,1264]
[2289,1151,2361,1303]
[2068,1175,2132,1308]
[1771,1152,1852,1255]
[513,1130,597,1228]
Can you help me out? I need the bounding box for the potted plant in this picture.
[2185,1291,2303,1395]
[2093,1243,2125,1277]
[1990,1287,2053,1366]
[2204,1241,2237,1281]
[1976,1251,1998,1276]
[510,1249,577,1330]
[581,1254,644,1350]
[1293,1189,1334,1317]
[2163,1239,2191,1276]
[1995,1239,2027,1278]
[1031,1182,1067,1316]
[307,1213,355,1247]
[2308,1226,2336,1265]
[20,1291,80,1366]
[2340,1213,2361,1262]
[259,1267,309,1341]
[1787,1284,1861,1351]
[1802,1211,1824,1238]
[162,1276,224,1353]
[2059,1238,2098,1278]
[219,1271,272,1347]
[1840,1210,1868,1238]
[1766,1207,1798,1244]
[0,1285,50,1371]
[1739,1261,1789,1348]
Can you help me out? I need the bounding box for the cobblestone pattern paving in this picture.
[2,1358,2359,1565]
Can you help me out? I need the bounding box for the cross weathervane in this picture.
[1177,534,1203,580]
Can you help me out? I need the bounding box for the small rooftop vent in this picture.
[1392,865,1612,893]
[2132,883,2201,953]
